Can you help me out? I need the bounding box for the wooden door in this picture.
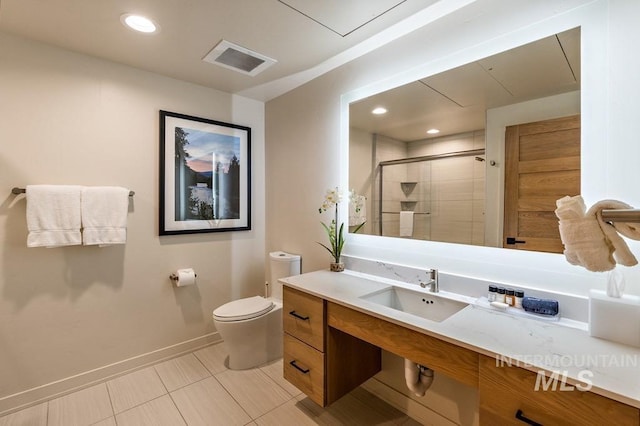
[503,115,580,253]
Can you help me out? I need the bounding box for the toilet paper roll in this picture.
[175,268,196,287]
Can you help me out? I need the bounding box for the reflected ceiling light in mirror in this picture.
[426,128,440,134]
[121,14,159,33]
[372,107,388,115]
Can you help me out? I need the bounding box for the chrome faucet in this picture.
[420,268,439,292]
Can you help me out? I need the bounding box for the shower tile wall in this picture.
[430,156,476,244]
[378,130,485,245]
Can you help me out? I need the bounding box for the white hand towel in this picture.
[81,186,130,246]
[26,185,82,248]
[399,211,414,237]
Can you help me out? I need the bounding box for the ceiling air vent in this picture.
[203,40,276,76]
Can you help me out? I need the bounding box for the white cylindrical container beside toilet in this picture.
[212,251,301,369]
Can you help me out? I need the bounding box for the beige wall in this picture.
[0,33,265,410]
[266,0,639,421]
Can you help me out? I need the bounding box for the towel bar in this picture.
[382,208,639,222]
[382,211,431,215]
[11,187,135,197]
[601,209,640,223]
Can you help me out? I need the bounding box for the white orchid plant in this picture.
[318,187,365,263]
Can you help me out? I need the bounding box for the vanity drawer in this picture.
[283,333,325,406]
[478,355,639,425]
[283,286,325,351]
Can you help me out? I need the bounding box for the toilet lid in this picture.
[213,296,274,322]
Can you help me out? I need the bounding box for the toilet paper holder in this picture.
[169,272,197,282]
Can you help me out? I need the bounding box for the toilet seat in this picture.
[213,296,274,322]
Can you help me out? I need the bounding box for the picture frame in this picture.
[159,110,251,235]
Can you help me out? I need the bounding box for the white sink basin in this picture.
[360,286,468,322]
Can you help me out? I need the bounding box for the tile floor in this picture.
[0,342,422,426]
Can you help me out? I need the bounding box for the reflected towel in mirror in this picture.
[399,211,414,237]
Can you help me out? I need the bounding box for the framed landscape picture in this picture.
[159,110,251,235]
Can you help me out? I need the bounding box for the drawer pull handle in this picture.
[515,409,542,426]
[289,360,310,374]
[289,310,310,321]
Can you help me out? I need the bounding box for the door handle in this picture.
[506,237,526,244]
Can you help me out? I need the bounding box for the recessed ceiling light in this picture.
[372,107,387,115]
[121,14,159,34]
[426,128,440,134]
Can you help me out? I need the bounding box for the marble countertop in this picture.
[281,269,640,408]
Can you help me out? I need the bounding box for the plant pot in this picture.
[330,262,345,272]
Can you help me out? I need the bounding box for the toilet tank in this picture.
[269,251,301,301]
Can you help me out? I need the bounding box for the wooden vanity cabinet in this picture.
[479,355,640,425]
[283,286,381,407]
[284,285,640,420]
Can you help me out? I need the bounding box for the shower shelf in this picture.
[401,201,418,211]
[400,182,417,196]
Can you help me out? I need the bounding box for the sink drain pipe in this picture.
[404,359,434,396]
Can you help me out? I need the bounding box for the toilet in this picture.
[212,251,301,370]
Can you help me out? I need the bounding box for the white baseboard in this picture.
[361,378,458,426]
[0,332,221,417]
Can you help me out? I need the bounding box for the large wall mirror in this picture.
[348,27,580,254]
